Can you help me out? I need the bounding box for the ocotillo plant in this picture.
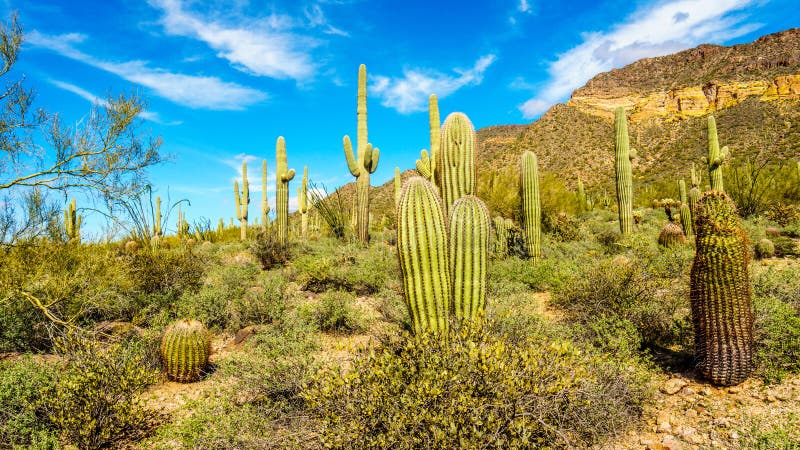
[690,191,753,386]
[298,166,309,238]
[493,216,509,258]
[416,94,440,183]
[343,64,380,243]
[438,112,476,212]
[261,159,270,229]
[614,107,635,235]
[689,163,702,213]
[706,115,728,192]
[678,179,693,236]
[397,177,451,334]
[64,198,81,242]
[276,137,295,245]
[234,162,250,241]
[394,167,401,207]
[449,195,489,322]
[160,319,211,383]
[521,151,541,262]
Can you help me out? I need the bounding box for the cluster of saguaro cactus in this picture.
[438,113,477,212]
[261,160,270,230]
[234,162,250,241]
[298,166,309,238]
[706,116,728,192]
[415,94,440,184]
[160,318,211,383]
[64,198,81,243]
[690,190,753,386]
[658,222,686,248]
[614,107,635,235]
[493,216,509,257]
[276,137,295,245]
[449,195,489,322]
[678,179,693,236]
[343,64,380,243]
[521,151,541,262]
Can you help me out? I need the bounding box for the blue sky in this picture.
[9,0,798,236]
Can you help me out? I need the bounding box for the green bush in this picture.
[0,356,59,449]
[303,323,651,449]
[773,236,799,257]
[754,238,776,259]
[249,229,290,270]
[753,295,800,383]
[305,291,365,334]
[753,265,800,310]
[175,263,261,331]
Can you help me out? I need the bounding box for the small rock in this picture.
[661,434,682,450]
[729,430,740,440]
[713,417,731,428]
[661,378,688,395]
[727,386,742,394]
[233,325,265,345]
[775,391,792,401]
[699,387,712,396]
[657,421,673,434]
[765,394,777,403]
[681,386,696,396]
[647,444,670,450]
[685,409,698,419]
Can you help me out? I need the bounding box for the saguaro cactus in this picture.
[438,112,476,212]
[343,64,380,243]
[449,195,489,322]
[394,167,401,207]
[160,319,211,383]
[176,203,189,238]
[689,163,702,213]
[261,160,270,230]
[396,177,451,334]
[64,198,81,242]
[234,162,249,240]
[577,178,587,213]
[298,166,309,238]
[493,216,509,258]
[153,196,162,239]
[275,137,295,245]
[690,191,753,386]
[706,116,728,192]
[521,151,541,262]
[416,94,440,183]
[678,179,693,237]
[614,107,635,235]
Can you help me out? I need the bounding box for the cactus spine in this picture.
[298,166,309,238]
[234,162,249,240]
[343,64,380,243]
[707,116,728,192]
[160,319,211,383]
[438,112,476,212]
[678,179,693,237]
[449,195,489,322]
[64,198,81,242]
[275,137,295,245]
[521,151,541,262]
[690,191,753,386]
[397,177,451,334]
[614,107,635,235]
[394,167,401,207]
[261,160,270,229]
[416,94,440,183]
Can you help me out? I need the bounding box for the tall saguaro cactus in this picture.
[706,116,728,192]
[343,64,380,243]
[298,166,309,238]
[261,160,270,230]
[449,195,489,322]
[153,196,163,242]
[438,112,476,212]
[234,162,249,241]
[416,94,440,183]
[521,151,541,262]
[394,167,401,207]
[276,137,295,245]
[690,191,753,386]
[689,163,702,213]
[614,107,635,235]
[397,177,451,334]
[64,198,81,242]
[678,179,693,237]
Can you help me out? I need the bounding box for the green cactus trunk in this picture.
[449,195,489,322]
[416,94,440,183]
[234,162,249,241]
[438,112,476,213]
[298,166,309,238]
[343,64,380,244]
[160,319,211,383]
[577,178,587,213]
[614,107,635,235]
[397,177,451,334]
[493,216,509,258]
[678,179,693,237]
[394,167,401,208]
[154,196,162,238]
[261,160,270,230]
[64,198,81,243]
[276,137,296,245]
[707,116,728,192]
[690,191,754,386]
[521,151,541,262]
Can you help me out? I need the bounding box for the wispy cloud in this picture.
[149,0,320,80]
[28,30,267,110]
[371,55,496,114]
[304,4,349,36]
[519,0,762,118]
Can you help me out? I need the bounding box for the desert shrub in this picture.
[176,263,260,330]
[249,230,290,270]
[753,295,800,383]
[305,291,365,334]
[543,211,582,241]
[764,202,800,226]
[125,247,205,298]
[488,256,576,292]
[0,356,59,448]
[304,323,651,449]
[44,332,159,449]
[753,265,800,309]
[754,238,776,259]
[596,229,626,254]
[773,236,799,257]
[735,412,800,449]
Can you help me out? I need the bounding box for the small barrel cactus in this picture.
[449,195,490,322]
[161,319,211,383]
[658,222,686,248]
[754,238,775,260]
[690,191,753,386]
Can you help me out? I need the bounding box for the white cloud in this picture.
[28,30,267,110]
[149,0,319,80]
[518,0,532,13]
[519,0,762,118]
[371,55,496,114]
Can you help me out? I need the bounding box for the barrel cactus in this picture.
[690,191,753,386]
[438,112,476,212]
[520,151,541,262]
[614,107,635,235]
[396,177,451,334]
[658,222,686,248]
[448,195,490,322]
[754,238,775,260]
[160,319,211,383]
